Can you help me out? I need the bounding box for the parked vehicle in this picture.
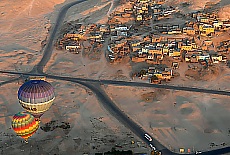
[144,133,152,141]
[149,144,156,150]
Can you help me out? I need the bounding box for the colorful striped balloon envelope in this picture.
[18,80,55,119]
[12,111,40,143]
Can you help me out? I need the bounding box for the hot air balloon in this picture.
[12,111,40,143]
[18,80,55,120]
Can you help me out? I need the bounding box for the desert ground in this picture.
[0,0,230,154]
[0,0,150,154]
[0,80,149,155]
[104,85,230,152]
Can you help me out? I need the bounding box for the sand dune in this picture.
[104,86,230,152]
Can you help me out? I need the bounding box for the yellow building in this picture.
[136,15,143,21]
[212,55,222,62]
[29,76,46,81]
[185,57,190,62]
[200,17,209,23]
[191,43,197,49]
[199,25,215,34]
[153,72,163,79]
[152,37,162,43]
[142,5,148,11]
[89,34,102,39]
[137,9,143,14]
[203,27,215,34]
[163,46,169,55]
[148,49,162,55]
[183,27,195,35]
[169,51,180,57]
[131,42,141,47]
[181,45,192,51]
[138,0,150,3]
[199,25,204,31]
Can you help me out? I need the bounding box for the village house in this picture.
[169,48,180,57]
[65,44,81,52]
[185,54,192,62]
[132,55,148,62]
[223,20,230,28]
[181,43,193,51]
[162,45,169,55]
[172,62,179,69]
[161,69,173,80]
[138,0,150,3]
[64,33,84,41]
[132,46,142,52]
[148,45,163,55]
[146,66,173,83]
[124,8,133,14]
[196,53,210,61]
[211,54,223,63]
[143,35,152,43]
[213,20,223,29]
[199,17,210,23]
[183,27,195,35]
[190,55,199,63]
[152,36,163,43]
[147,54,154,60]
[117,31,128,37]
[99,25,110,34]
[199,24,215,35]
[136,14,143,21]
[168,29,182,35]
[89,32,102,40]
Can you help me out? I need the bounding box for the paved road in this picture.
[0,77,20,87]
[2,70,230,155]
[57,79,173,154]
[30,0,87,74]
[1,71,230,97]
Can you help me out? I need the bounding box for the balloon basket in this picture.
[35,118,40,122]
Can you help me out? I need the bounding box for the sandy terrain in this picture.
[0,0,68,71]
[42,0,230,153]
[104,85,230,153]
[0,0,149,154]
[0,80,149,154]
[166,0,230,14]
[169,62,230,92]
[0,0,118,72]
[44,47,132,80]
[219,5,230,20]
[65,0,120,24]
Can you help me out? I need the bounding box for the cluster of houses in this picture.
[55,0,229,83]
[107,24,132,60]
[56,24,110,53]
[217,40,230,53]
[108,32,227,65]
[187,11,230,36]
[137,65,173,83]
[107,0,177,62]
[152,12,230,36]
[106,0,229,65]
[133,0,176,22]
[56,33,82,53]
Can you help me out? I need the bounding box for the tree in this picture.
[151,75,158,81]
[139,70,147,76]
